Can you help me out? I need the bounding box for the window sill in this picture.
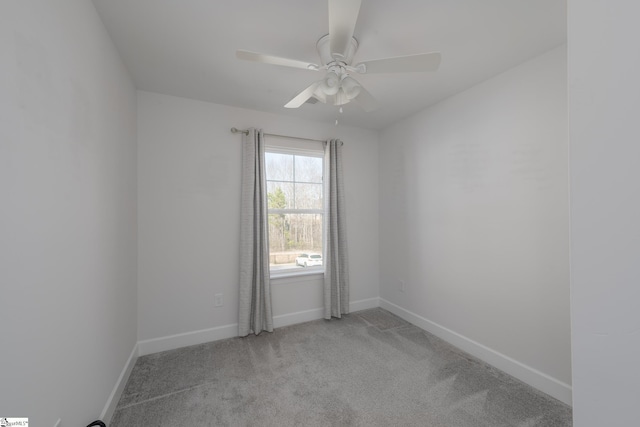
[270,268,324,283]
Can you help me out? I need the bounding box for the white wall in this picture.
[137,91,379,342]
[378,46,571,401]
[569,2,640,425]
[0,1,137,426]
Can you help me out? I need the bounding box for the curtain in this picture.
[324,139,350,319]
[238,128,273,336]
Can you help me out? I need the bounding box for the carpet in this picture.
[111,308,572,426]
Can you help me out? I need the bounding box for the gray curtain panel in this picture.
[238,128,273,336]
[324,139,350,319]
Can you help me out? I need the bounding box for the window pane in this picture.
[265,150,324,273]
[267,182,293,209]
[295,156,323,183]
[265,152,293,181]
[294,183,323,209]
[268,213,323,270]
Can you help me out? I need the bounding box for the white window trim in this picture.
[265,138,325,279]
[270,267,324,280]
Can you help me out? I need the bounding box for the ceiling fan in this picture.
[236,0,441,112]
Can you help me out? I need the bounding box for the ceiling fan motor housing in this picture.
[317,34,359,67]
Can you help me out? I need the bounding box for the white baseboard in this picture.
[349,297,380,312]
[379,298,572,406]
[101,343,138,424]
[273,307,324,328]
[273,297,380,328]
[138,323,238,356]
[138,297,380,356]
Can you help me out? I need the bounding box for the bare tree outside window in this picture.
[265,151,323,272]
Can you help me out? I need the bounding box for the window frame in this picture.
[264,141,325,279]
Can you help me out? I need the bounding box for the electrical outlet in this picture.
[214,293,224,307]
[399,280,406,293]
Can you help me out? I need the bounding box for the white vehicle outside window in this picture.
[295,253,323,267]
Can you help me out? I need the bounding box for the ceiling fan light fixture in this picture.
[341,75,361,100]
[334,88,350,106]
[321,71,340,95]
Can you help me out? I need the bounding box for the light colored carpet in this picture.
[111,308,572,426]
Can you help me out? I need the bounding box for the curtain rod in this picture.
[230,127,333,144]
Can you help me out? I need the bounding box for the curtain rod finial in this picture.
[231,127,249,135]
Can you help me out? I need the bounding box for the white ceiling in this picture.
[92,0,566,130]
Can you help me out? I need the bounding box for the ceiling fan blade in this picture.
[236,50,319,71]
[328,0,361,59]
[356,52,441,74]
[285,82,322,108]
[352,85,378,112]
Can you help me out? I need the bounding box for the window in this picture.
[265,143,323,276]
